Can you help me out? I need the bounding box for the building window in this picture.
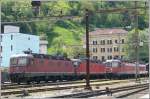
[115,40,118,44]
[0,35,2,42]
[101,48,105,53]
[107,48,109,52]
[102,56,105,61]
[107,48,112,53]
[114,47,116,52]
[122,39,125,44]
[11,45,13,51]
[103,48,105,52]
[101,48,103,52]
[110,48,112,52]
[11,35,13,40]
[28,37,30,40]
[107,56,112,60]
[103,40,105,45]
[107,56,109,59]
[107,40,109,44]
[110,56,112,59]
[114,47,119,52]
[93,48,97,53]
[93,56,98,60]
[0,46,2,52]
[100,40,105,45]
[117,47,119,52]
[110,40,112,44]
[100,40,103,45]
[93,41,97,45]
[107,40,112,45]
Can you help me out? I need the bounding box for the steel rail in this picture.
[2,77,147,90]
[1,80,132,96]
[116,87,148,98]
[2,79,108,90]
[53,83,148,98]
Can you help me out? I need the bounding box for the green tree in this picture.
[124,29,148,63]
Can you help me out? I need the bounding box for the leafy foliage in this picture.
[1,0,148,59]
[124,29,149,63]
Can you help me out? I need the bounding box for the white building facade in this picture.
[0,26,40,67]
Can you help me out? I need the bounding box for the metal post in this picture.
[148,0,150,98]
[118,32,121,59]
[85,9,91,90]
[134,1,139,81]
[0,2,1,98]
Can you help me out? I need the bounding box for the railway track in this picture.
[3,77,147,90]
[2,79,108,90]
[115,87,148,98]
[1,79,134,96]
[52,83,149,98]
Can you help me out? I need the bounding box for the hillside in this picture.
[47,20,85,57]
[1,1,148,58]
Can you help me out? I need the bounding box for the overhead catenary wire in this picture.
[1,2,147,24]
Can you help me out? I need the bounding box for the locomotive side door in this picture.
[71,59,81,76]
[73,61,80,75]
[105,62,112,74]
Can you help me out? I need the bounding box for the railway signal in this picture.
[31,1,41,16]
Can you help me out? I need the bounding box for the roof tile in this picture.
[89,28,128,35]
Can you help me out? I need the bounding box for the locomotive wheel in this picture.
[17,82,20,84]
[27,81,31,84]
[17,79,21,84]
[52,79,57,82]
[36,81,40,84]
[45,80,49,83]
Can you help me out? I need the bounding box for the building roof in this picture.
[89,28,128,35]
[0,32,39,37]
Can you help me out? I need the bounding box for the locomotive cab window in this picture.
[105,60,121,67]
[71,59,81,67]
[18,57,28,66]
[105,62,112,67]
[112,61,121,67]
[10,58,18,66]
[73,61,79,67]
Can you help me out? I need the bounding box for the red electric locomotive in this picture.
[104,60,147,78]
[9,51,147,84]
